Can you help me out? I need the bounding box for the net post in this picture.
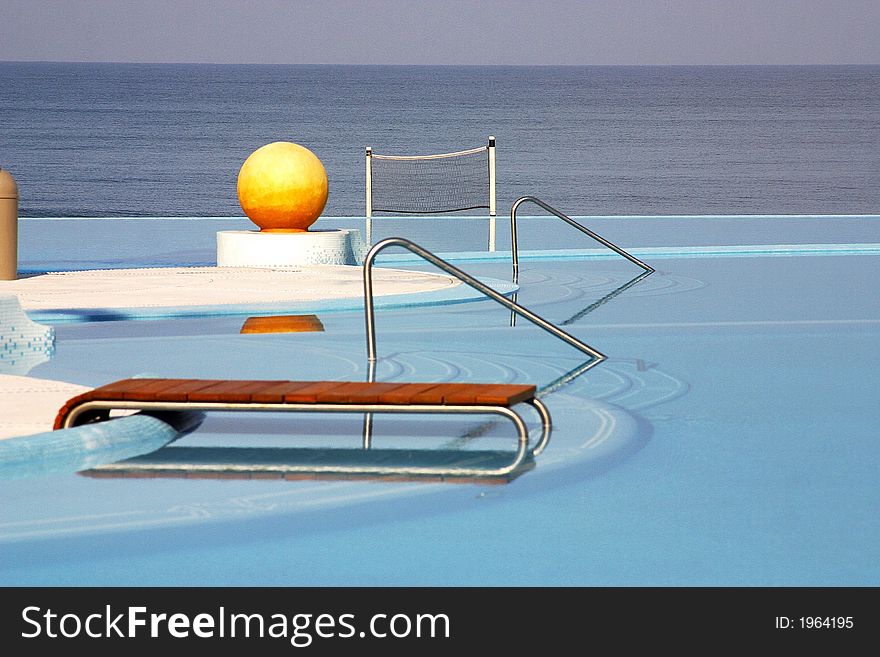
[365,146,373,245]
[488,136,496,252]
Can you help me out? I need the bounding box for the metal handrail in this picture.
[363,237,606,364]
[510,196,655,276]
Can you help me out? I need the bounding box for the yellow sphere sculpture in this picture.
[237,141,329,231]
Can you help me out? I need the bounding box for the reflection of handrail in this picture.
[363,237,605,364]
[509,267,652,328]
[536,359,602,399]
[560,269,653,325]
[510,196,655,276]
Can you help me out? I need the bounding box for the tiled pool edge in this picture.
[375,242,880,265]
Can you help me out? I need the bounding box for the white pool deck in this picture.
[0,264,462,440]
[4,264,460,312]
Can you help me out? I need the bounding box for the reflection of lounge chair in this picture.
[55,378,551,481]
[80,443,540,484]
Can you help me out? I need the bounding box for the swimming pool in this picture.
[1,215,878,586]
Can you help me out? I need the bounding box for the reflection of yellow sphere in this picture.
[237,141,329,231]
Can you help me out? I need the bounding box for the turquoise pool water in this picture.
[1,216,878,586]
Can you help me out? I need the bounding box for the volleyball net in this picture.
[365,136,497,250]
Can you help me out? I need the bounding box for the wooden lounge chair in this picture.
[54,378,551,480]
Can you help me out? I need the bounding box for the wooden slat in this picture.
[284,381,348,403]
[409,383,475,405]
[187,380,287,403]
[376,383,443,404]
[318,382,412,403]
[151,379,227,402]
[407,384,453,405]
[119,378,195,401]
[441,383,495,404]
[250,381,317,403]
[88,378,166,400]
[474,384,536,406]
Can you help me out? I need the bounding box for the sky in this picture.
[1,0,879,66]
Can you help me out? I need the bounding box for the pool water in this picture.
[1,216,878,586]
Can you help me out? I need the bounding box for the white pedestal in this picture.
[216,229,359,267]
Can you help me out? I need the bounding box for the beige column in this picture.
[0,168,19,280]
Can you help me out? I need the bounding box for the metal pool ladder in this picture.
[363,236,606,366]
[510,196,654,276]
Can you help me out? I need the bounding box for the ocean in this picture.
[1,62,878,218]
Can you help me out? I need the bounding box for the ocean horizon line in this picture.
[2,60,878,69]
